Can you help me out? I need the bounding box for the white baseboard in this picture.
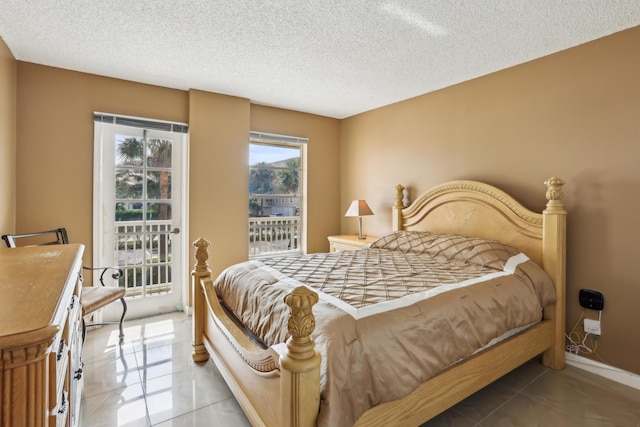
[565,352,640,390]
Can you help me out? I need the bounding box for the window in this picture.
[248,132,307,258]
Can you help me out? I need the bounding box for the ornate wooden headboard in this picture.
[392,177,565,268]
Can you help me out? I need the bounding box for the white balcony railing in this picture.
[249,216,301,258]
[114,220,174,297]
[112,218,299,295]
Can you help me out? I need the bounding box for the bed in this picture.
[191,177,566,426]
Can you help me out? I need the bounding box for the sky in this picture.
[249,143,299,166]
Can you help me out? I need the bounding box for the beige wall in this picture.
[188,89,251,274]
[12,63,340,280]
[340,26,640,375]
[0,38,16,235]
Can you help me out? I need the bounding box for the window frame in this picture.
[248,132,307,259]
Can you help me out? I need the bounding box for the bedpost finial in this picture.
[544,176,566,212]
[284,286,318,360]
[544,176,565,201]
[193,237,211,272]
[394,184,406,209]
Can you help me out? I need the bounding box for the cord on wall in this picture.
[565,309,604,361]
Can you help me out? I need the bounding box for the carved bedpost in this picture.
[280,286,321,427]
[392,184,406,231]
[541,177,567,370]
[192,238,212,363]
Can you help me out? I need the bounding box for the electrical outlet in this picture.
[579,289,604,311]
[584,318,601,335]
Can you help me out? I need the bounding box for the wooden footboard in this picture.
[191,238,321,427]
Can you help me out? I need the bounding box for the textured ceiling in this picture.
[1,1,640,119]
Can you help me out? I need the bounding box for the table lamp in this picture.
[344,200,374,240]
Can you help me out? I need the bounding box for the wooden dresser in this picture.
[0,244,85,427]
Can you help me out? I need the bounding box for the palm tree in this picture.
[249,198,262,217]
[116,137,172,217]
[115,135,173,279]
[249,163,275,217]
[115,137,144,205]
[249,163,275,195]
[147,138,172,221]
[277,158,299,194]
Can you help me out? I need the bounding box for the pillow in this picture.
[370,231,518,270]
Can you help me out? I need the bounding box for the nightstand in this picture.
[328,235,378,252]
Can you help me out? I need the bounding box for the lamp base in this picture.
[356,217,366,240]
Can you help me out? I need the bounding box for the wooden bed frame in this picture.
[191,176,566,426]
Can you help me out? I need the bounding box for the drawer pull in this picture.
[74,367,83,380]
[56,339,65,361]
[58,390,68,414]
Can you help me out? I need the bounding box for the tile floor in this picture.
[80,312,250,426]
[81,312,640,426]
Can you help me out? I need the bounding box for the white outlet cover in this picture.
[584,318,601,335]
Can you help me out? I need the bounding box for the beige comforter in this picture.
[213,231,556,426]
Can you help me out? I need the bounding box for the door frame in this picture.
[93,112,189,320]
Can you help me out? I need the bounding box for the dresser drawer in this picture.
[327,235,378,252]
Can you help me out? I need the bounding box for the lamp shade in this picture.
[344,200,374,217]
